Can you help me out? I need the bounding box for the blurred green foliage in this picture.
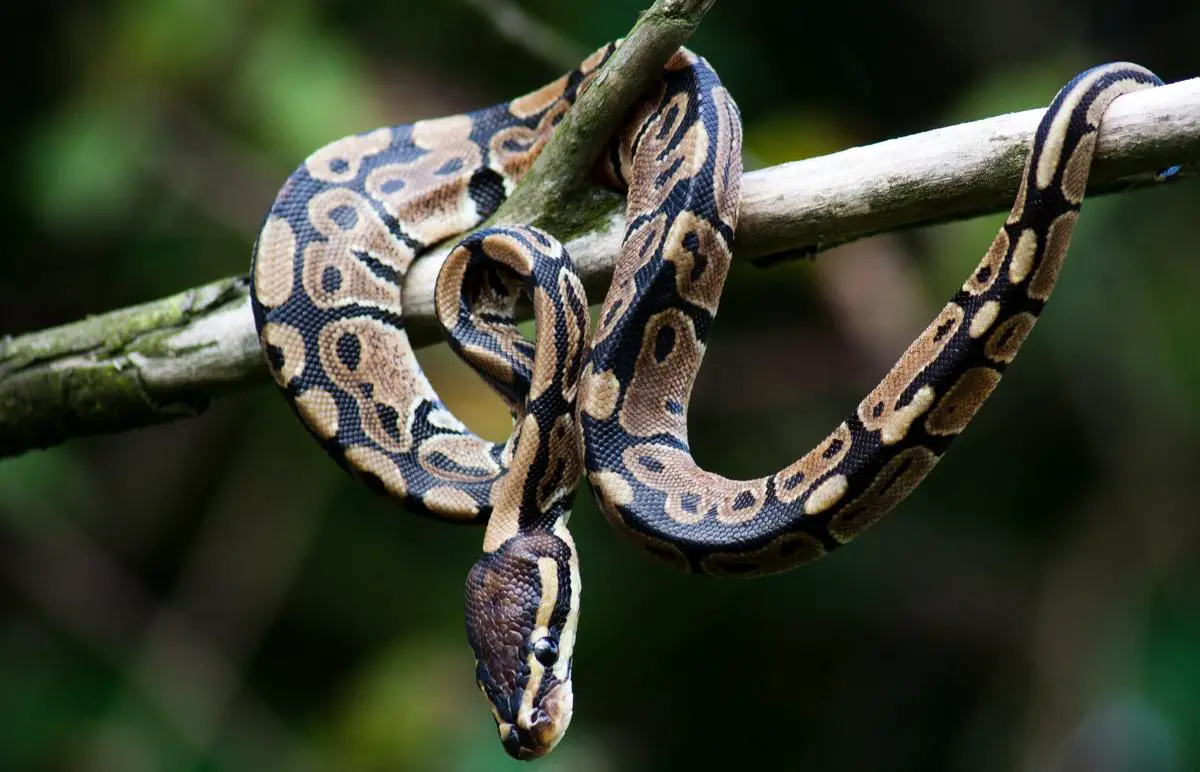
[2,1,1199,770]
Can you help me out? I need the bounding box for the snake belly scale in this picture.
[249,40,1173,759]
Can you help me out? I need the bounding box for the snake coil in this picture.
[249,44,1175,759]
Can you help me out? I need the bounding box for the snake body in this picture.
[250,43,1172,759]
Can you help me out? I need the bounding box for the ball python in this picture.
[249,39,1174,759]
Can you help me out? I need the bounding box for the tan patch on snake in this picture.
[344,445,408,499]
[699,532,826,578]
[318,316,434,454]
[963,229,1008,296]
[589,470,633,507]
[261,322,305,386]
[623,443,765,526]
[422,486,480,518]
[1007,228,1038,285]
[303,188,411,311]
[305,127,391,183]
[984,312,1038,364]
[253,216,297,308]
[828,446,939,543]
[294,387,339,439]
[555,268,589,403]
[366,115,484,246]
[417,433,502,485]
[580,366,621,421]
[1028,211,1078,301]
[774,422,852,505]
[484,414,538,552]
[625,92,709,221]
[508,74,569,119]
[1007,170,1029,225]
[858,304,962,444]
[489,101,570,184]
[924,367,1003,436]
[619,309,701,441]
[804,474,849,515]
[968,301,1000,339]
[1036,67,1109,190]
[537,413,582,513]
[710,85,744,228]
[435,245,471,333]
[593,212,669,347]
[528,285,559,403]
[662,210,733,314]
[1060,131,1096,204]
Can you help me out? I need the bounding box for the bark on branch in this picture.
[2,67,1196,459]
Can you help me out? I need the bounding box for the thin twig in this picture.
[461,0,590,71]
[1,75,1196,459]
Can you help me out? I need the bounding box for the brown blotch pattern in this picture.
[254,216,297,308]
[618,309,701,441]
[422,486,480,518]
[621,443,765,526]
[924,367,1003,436]
[418,433,503,485]
[344,445,408,499]
[773,422,853,505]
[662,210,733,314]
[857,303,964,441]
[295,387,339,440]
[984,312,1038,364]
[1007,228,1038,285]
[261,322,306,386]
[1060,132,1097,204]
[963,229,1009,296]
[484,414,538,552]
[579,366,621,421]
[367,115,484,246]
[305,127,392,184]
[828,447,938,544]
[508,74,570,119]
[317,316,432,454]
[592,211,669,348]
[1028,211,1078,301]
[537,413,583,513]
[489,101,570,183]
[303,188,408,310]
[625,93,709,222]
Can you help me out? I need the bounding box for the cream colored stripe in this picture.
[1035,66,1119,190]
[552,522,580,682]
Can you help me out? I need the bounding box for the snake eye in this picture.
[532,637,559,667]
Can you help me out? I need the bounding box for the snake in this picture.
[248,39,1174,760]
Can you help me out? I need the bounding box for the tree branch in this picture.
[2,73,1196,459]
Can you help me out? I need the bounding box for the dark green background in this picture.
[2,1,1199,770]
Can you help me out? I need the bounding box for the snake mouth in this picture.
[498,683,574,760]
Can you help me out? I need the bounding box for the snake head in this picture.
[464,530,580,760]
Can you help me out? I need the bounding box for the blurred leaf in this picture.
[236,11,383,161]
[24,96,155,233]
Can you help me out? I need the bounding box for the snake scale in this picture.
[249,40,1174,759]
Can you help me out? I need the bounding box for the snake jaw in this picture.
[493,681,573,760]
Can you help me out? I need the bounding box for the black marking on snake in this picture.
[336,333,361,370]
[322,266,343,294]
[329,204,358,230]
[469,168,508,219]
[653,324,676,362]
